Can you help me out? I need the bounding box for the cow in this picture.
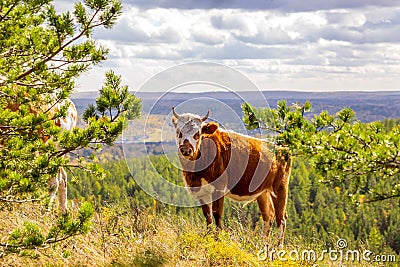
[171,107,292,247]
[1,95,78,213]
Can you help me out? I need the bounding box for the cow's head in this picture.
[171,107,209,159]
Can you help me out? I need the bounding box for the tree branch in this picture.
[15,8,101,82]
[0,0,19,23]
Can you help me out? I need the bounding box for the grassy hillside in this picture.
[1,200,395,266]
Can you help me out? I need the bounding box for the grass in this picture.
[0,200,396,267]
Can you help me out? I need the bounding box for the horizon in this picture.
[71,89,400,97]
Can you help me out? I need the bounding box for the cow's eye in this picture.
[178,131,182,138]
[193,132,200,140]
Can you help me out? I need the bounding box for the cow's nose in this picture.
[180,147,192,156]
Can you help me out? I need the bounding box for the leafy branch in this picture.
[242,101,400,202]
[0,202,94,252]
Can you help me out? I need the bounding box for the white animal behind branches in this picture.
[48,98,78,212]
[2,96,78,213]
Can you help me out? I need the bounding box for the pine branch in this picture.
[15,8,102,82]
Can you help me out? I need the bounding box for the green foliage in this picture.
[8,221,45,250]
[82,70,142,146]
[6,202,94,252]
[242,101,400,202]
[241,101,260,131]
[0,0,141,251]
[46,202,94,241]
[69,154,184,207]
[0,0,125,197]
[287,159,400,254]
[0,0,142,199]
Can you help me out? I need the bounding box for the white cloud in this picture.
[52,1,400,92]
[121,0,400,12]
[191,30,227,45]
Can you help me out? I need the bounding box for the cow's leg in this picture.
[48,172,59,211]
[257,192,275,241]
[272,165,291,248]
[58,167,67,213]
[212,196,224,230]
[272,184,289,248]
[200,200,213,227]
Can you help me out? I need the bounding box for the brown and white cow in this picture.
[172,107,292,246]
[2,96,77,213]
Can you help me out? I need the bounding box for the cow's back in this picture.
[197,130,280,196]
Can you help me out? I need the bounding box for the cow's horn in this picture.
[201,110,210,121]
[172,106,180,118]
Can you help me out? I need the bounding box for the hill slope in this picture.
[1,201,386,267]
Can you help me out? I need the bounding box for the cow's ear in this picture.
[172,116,178,126]
[201,122,219,134]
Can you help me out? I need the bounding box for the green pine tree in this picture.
[0,0,141,251]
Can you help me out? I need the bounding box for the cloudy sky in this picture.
[55,0,400,92]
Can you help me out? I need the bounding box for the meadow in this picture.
[2,199,393,267]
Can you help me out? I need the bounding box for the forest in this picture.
[1,0,400,266]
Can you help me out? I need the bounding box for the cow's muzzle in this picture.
[179,145,193,157]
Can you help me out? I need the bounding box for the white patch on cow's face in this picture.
[172,113,203,158]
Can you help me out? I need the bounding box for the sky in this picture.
[54,0,400,92]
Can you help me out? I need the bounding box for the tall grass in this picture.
[0,199,396,266]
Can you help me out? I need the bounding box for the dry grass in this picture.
[0,201,392,267]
